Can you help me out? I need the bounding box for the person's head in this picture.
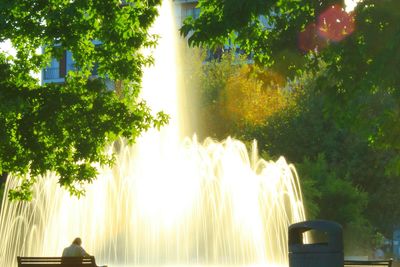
[72,237,82,246]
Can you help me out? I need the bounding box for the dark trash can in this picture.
[288,220,343,267]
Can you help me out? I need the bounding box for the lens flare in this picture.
[298,3,357,52]
[318,5,355,42]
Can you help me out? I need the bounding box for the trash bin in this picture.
[288,220,343,267]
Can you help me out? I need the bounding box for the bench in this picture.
[17,256,102,267]
[344,259,393,267]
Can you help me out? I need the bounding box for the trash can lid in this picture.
[289,220,342,233]
[288,220,343,252]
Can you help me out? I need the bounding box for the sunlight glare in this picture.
[345,0,362,12]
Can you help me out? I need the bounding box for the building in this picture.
[42,49,75,84]
[173,0,199,27]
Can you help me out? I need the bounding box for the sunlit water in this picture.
[0,1,305,267]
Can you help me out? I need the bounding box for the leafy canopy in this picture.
[0,0,168,200]
[182,0,400,176]
[182,0,338,74]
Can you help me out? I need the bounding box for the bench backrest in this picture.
[344,259,393,267]
[17,256,97,267]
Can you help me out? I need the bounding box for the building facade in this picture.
[173,0,199,27]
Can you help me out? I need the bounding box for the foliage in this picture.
[298,155,367,226]
[182,0,400,175]
[312,0,400,176]
[194,53,289,139]
[0,0,162,82]
[0,0,169,200]
[241,68,398,244]
[297,155,373,254]
[200,54,241,137]
[222,64,287,127]
[194,52,396,248]
[181,0,340,76]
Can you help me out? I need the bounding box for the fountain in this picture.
[0,1,306,267]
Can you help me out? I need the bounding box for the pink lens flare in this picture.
[317,4,355,42]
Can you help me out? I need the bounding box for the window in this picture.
[43,51,67,81]
[180,2,200,24]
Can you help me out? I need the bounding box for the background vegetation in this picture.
[186,49,396,255]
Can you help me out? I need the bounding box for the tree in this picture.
[241,66,399,245]
[182,0,400,173]
[195,52,242,139]
[187,51,290,140]
[0,0,168,200]
[181,0,339,76]
[297,155,373,255]
[221,64,287,128]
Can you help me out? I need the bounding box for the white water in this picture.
[0,1,306,267]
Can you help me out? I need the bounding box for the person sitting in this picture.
[62,237,108,267]
[62,237,89,257]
